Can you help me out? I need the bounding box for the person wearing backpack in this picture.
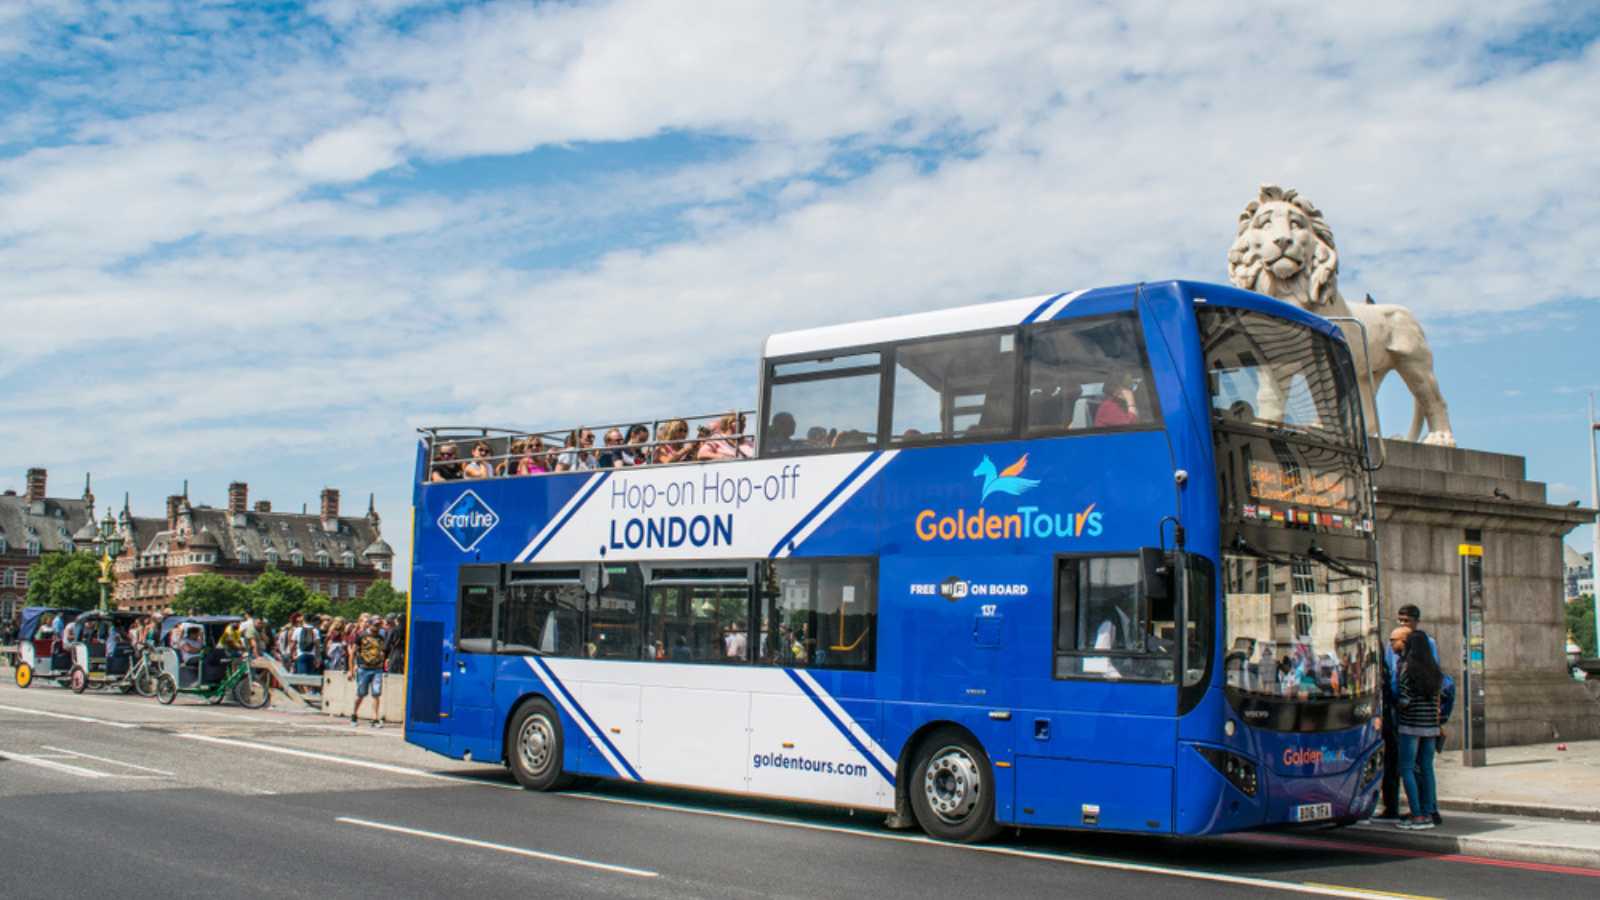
[350,619,387,728]
[293,618,321,675]
[1394,627,1444,831]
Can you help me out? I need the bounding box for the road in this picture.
[0,681,1594,899]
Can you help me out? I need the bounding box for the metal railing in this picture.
[419,410,758,485]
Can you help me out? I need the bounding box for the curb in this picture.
[1439,797,1600,824]
[1345,824,1600,870]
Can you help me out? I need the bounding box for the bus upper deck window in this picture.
[1025,314,1158,433]
[764,353,883,455]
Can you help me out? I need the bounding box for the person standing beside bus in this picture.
[350,619,387,728]
[1395,628,1443,830]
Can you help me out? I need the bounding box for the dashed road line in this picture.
[336,817,658,878]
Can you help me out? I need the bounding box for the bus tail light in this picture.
[1196,746,1258,797]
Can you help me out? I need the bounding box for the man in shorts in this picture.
[350,618,387,728]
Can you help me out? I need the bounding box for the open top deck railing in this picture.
[419,410,759,484]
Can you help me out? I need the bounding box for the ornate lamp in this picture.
[96,508,122,611]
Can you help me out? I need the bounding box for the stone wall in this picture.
[1374,440,1600,746]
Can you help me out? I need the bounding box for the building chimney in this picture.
[320,488,340,532]
[228,482,249,516]
[255,500,272,513]
[25,468,46,504]
[166,494,183,531]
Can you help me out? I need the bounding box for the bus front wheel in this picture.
[507,698,568,791]
[909,728,1000,843]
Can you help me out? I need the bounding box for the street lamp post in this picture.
[96,508,123,613]
[1590,394,1600,659]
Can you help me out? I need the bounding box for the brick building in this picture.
[114,481,394,613]
[0,468,97,626]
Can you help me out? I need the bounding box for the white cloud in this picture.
[2,0,1597,575]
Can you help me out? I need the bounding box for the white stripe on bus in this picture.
[777,450,898,558]
[516,472,605,562]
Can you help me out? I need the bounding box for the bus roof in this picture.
[762,291,1074,360]
[761,280,1346,360]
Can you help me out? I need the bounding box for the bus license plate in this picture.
[1295,803,1332,822]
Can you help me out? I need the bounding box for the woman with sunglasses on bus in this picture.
[462,441,494,480]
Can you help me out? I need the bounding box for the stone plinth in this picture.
[1375,440,1600,746]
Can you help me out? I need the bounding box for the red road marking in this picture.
[1238,832,1600,878]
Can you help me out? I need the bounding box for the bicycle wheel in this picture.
[134,665,156,698]
[233,668,272,709]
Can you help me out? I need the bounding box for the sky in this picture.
[2,0,1599,588]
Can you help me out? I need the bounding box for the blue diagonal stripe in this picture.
[524,471,612,561]
[531,656,641,782]
[784,669,895,785]
[768,451,881,558]
[1020,291,1067,325]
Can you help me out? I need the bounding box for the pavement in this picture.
[2,680,1599,898]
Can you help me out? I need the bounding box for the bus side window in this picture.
[759,558,875,670]
[589,564,643,660]
[645,578,750,664]
[1026,313,1158,433]
[1053,556,1174,682]
[458,584,495,654]
[890,331,1016,443]
[499,582,584,657]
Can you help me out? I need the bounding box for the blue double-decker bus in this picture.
[404,280,1384,842]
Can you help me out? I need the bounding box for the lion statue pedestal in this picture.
[1227,184,1454,447]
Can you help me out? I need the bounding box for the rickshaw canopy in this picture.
[158,615,243,644]
[18,607,79,641]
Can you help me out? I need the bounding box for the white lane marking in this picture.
[559,793,1408,900]
[0,702,139,729]
[175,733,518,789]
[41,745,175,776]
[337,816,658,878]
[0,749,108,778]
[38,690,355,730]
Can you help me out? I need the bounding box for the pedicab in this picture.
[151,615,271,708]
[62,610,148,694]
[12,606,82,689]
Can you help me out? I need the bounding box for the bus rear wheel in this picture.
[909,728,999,843]
[507,698,568,791]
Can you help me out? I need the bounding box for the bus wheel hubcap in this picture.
[519,716,555,775]
[924,747,981,823]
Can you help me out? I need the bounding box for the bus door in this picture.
[450,565,501,760]
[635,564,754,793]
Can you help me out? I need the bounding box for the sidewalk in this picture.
[1434,739,1600,821]
[1333,739,1600,869]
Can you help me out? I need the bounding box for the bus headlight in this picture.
[1359,751,1382,791]
[1196,746,1258,797]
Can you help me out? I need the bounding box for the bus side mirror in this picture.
[1139,547,1171,603]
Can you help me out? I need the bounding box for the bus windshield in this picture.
[1221,556,1379,703]
[1198,307,1359,447]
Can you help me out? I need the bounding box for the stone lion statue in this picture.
[1227,184,1454,446]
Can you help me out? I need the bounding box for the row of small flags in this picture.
[1242,504,1371,533]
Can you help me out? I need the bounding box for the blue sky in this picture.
[2,1,1598,587]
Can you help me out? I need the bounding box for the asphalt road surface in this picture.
[1,681,1594,899]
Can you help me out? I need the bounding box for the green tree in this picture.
[172,574,254,617]
[23,552,103,610]
[1568,597,1597,658]
[344,581,408,617]
[250,566,312,626]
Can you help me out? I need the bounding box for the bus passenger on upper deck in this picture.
[598,429,629,468]
[655,420,694,465]
[1093,372,1141,428]
[430,443,463,482]
[624,424,650,465]
[514,439,549,476]
[462,441,494,479]
[766,412,797,451]
[558,429,597,471]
